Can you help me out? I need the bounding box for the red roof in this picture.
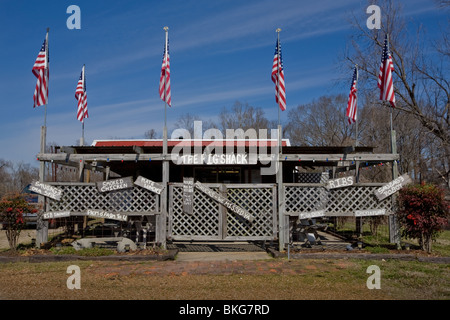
[92,139,290,148]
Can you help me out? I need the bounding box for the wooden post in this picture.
[389,129,401,246]
[219,184,228,239]
[277,124,287,251]
[36,126,48,247]
[355,160,363,238]
[158,123,169,249]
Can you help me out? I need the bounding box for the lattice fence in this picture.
[284,184,393,216]
[169,184,221,240]
[169,183,277,240]
[46,183,160,215]
[296,172,329,184]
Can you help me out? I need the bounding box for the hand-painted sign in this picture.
[29,180,62,201]
[326,176,354,190]
[43,211,71,219]
[96,177,134,193]
[355,209,386,217]
[183,177,194,214]
[86,209,128,222]
[298,209,326,220]
[194,181,254,222]
[374,174,412,201]
[177,153,257,165]
[134,176,164,194]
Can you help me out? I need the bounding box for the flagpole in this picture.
[275,28,282,157]
[37,27,49,248]
[276,28,281,129]
[163,26,169,157]
[80,64,86,146]
[355,64,359,147]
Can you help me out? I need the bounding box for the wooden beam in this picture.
[133,146,144,154]
[37,153,165,162]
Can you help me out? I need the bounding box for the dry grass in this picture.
[0,258,448,300]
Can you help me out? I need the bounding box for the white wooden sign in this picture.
[194,181,254,222]
[298,210,326,220]
[177,153,257,165]
[86,209,128,222]
[29,180,63,201]
[97,177,134,193]
[183,177,194,214]
[374,174,412,201]
[43,211,71,219]
[326,176,354,190]
[134,176,164,194]
[355,209,386,217]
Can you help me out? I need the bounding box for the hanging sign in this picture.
[134,176,164,194]
[194,181,254,222]
[86,209,128,222]
[182,177,194,214]
[298,209,326,220]
[177,153,257,165]
[374,174,412,201]
[326,176,354,190]
[29,180,62,201]
[43,211,71,219]
[355,209,386,217]
[97,177,134,193]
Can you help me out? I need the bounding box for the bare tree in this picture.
[346,0,449,189]
[285,95,355,146]
[218,101,270,133]
[144,129,160,139]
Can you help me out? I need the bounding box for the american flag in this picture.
[75,65,88,122]
[32,33,49,108]
[271,37,286,111]
[346,66,358,124]
[378,34,395,107]
[159,29,171,107]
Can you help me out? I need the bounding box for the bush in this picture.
[0,193,38,251]
[397,184,449,253]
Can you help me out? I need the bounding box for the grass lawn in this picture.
[0,258,448,300]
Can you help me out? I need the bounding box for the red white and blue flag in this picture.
[75,65,88,122]
[378,34,395,107]
[32,32,49,108]
[346,66,358,124]
[271,37,286,111]
[159,30,171,107]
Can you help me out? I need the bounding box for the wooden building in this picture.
[35,138,400,250]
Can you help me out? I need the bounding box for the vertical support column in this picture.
[389,130,401,246]
[355,160,362,238]
[158,126,169,249]
[277,124,287,251]
[219,184,228,239]
[36,126,48,247]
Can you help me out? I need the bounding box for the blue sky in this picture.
[0,0,446,164]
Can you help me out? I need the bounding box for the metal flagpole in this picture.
[355,64,359,147]
[275,27,286,251]
[80,64,86,146]
[37,27,49,247]
[160,26,169,249]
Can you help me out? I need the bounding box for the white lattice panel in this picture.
[169,185,221,239]
[225,186,276,239]
[285,185,392,216]
[46,183,159,214]
[169,184,277,240]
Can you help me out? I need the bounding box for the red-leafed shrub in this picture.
[0,193,38,251]
[397,184,449,253]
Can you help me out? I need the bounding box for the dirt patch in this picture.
[0,229,36,251]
